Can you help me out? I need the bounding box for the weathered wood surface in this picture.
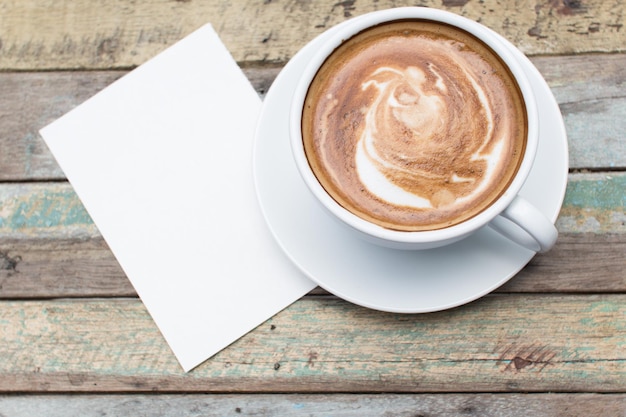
[0,68,278,181]
[1,232,625,298]
[1,0,625,410]
[1,173,624,298]
[1,232,624,298]
[1,393,625,417]
[0,295,623,392]
[1,53,625,181]
[0,0,624,70]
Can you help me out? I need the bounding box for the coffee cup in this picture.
[290,7,558,252]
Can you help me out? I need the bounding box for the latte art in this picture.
[357,56,502,209]
[302,20,527,231]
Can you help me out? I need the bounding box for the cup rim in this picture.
[290,7,539,245]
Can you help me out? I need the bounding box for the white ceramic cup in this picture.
[290,7,558,253]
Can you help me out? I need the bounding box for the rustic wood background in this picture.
[0,1,624,415]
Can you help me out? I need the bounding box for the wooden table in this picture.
[1,1,624,415]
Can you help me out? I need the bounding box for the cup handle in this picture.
[488,195,558,253]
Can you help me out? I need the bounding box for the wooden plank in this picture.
[0,393,625,416]
[0,71,123,181]
[0,295,623,392]
[2,172,622,235]
[2,232,625,298]
[0,237,134,298]
[0,68,278,181]
[501,232,626,293]
[0,0,624,70]
[531,54,626,170]
[1,173,625,298]
[557,172,626,234]
[1,54,624,181]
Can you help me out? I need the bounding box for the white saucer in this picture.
[253,18,568,313]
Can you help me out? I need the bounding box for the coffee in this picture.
[301,19,527,231]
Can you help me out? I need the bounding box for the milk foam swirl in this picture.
[302,21,526,231]
[356,52,503,210]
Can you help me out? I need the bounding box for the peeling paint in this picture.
[0,175,624,238]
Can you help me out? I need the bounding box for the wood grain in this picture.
[1,54,625,181]
[1,174,625,298]
[5,173,622,235]
[0,233,623,300]
[0,238,134,298]
[0,295,624,392]
[0,393,624,417]
[1,0,624,406]
[0,67,282,181]
[1,233,625,298]
[0,71,124,181]
[0,0,624,70]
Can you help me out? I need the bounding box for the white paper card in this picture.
[40,24,316,372]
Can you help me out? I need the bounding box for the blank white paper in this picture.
[40,24,315,372]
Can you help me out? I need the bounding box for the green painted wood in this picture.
[558,173,626,234]
[3,175,622,236]
[0,184,95,236]
[563,174,626,209]
[1,0,624,405]
[1,175,625,298]
[0,0,624,71]
[0,295,623,392]
[0,393,624,416]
